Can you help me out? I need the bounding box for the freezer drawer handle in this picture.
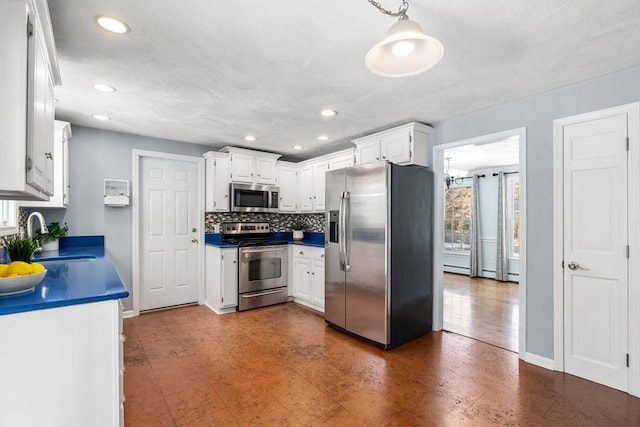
[240,289,286,298]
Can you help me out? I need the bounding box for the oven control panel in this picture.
[222,222,270,235]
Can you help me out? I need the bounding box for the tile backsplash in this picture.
[204,212,324,233]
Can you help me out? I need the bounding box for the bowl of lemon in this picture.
[0,261,47,296]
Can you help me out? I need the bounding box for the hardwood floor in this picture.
[123,303,639,426]
[443,273,519,352]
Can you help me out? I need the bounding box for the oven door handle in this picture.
[240,288,287,298]
[240,246,287,254]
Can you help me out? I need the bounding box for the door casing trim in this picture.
[553,102,640,397]
[432,127,527,359]
[131,149,205,316]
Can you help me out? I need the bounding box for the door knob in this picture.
[191,238,199,243]
[567,261,589,271]
[192,227,197,233]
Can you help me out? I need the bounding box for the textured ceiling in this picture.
[48,0,640,162]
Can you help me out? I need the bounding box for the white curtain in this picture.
[469,175,482,277]
[495,172,509,281]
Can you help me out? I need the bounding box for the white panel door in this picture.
[563,113,628,391]
[298,166,313,212]
[141,157,199,310]
[312,160,329,212]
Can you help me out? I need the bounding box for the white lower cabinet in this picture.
[205,245,238,314]
[0,300,124,427]
[291,245,325,312]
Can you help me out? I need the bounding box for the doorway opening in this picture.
[433,128,526,357]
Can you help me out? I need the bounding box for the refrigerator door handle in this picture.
[343,191,351,272]
[338,192,346,271]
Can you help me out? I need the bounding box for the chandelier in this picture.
[365,0,444,77]
[444,158,468,189]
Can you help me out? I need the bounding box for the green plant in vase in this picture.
[1,235,40,263]
[291,218,306,241]
[35,221,69,251]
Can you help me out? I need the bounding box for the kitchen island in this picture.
[0,236,128,427]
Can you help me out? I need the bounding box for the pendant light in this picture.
[365,0,444,77]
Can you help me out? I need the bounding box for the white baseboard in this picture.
[122,310,135,319]
[293,298,324,313]
[204,302,236,315]
[525,352,555,370]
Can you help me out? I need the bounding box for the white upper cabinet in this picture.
[255,155,278,184]
[0,0,61,201]
[203,151,230,212]
[221,147,281,185]
[353,122,432,167]
[277,161,297,212]
[298,165,314,212]
[297,149,354,213]
[20,121,71,208]
[312,160,329,212]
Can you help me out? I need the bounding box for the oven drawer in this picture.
[238,287,288,311]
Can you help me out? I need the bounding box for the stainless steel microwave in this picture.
[230,183,279,213]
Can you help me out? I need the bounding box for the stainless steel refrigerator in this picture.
[325,162,433,349]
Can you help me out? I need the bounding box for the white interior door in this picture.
[563,113,629,391]
[140,157,199,310]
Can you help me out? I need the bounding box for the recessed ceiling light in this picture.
[320,109,337,117]
[92,114,110,121]
[318,135,330,141]
[95,15,130,34]
[244,135,257,142]
[93,83,117,93]
[292,145,303,150]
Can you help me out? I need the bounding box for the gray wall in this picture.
[432,65,640,359]
[39,126,212,310]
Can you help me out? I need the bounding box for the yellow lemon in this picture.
[30,263,46,274]
[0,264,9,277]
[8,261,32,276]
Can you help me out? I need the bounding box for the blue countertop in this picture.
[204,231,325,248]
[0,236,129,316]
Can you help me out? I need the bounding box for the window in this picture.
[506,175,520,259]
[0,200,18,237]
[444,185,472,253]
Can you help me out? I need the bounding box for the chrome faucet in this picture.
[27,211,48,238]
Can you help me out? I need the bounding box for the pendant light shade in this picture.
[366,19,444,77]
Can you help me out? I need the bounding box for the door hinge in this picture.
[561,260,565,268]
[626,136,630,152]
[213,160,216,167]
[26,157,32,172]
[409,134,412,143]
[27,19,33,37]
[627,353,630,367]
[221,254,224,260]
[213,201,216,207]
[221,297,224,303]
[627,245,630,259]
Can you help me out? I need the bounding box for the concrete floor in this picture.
[123,303,639,426]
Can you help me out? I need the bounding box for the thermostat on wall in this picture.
[104,179,130,206]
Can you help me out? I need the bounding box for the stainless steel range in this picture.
[222,222,289,311]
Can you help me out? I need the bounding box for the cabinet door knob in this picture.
[299,251,304,255]
[382,156,386,159]
[192,227,197,233]
[376,157,379,160]
[45,152,53,160]
[321,254,324,258]
[191,238,199,243]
